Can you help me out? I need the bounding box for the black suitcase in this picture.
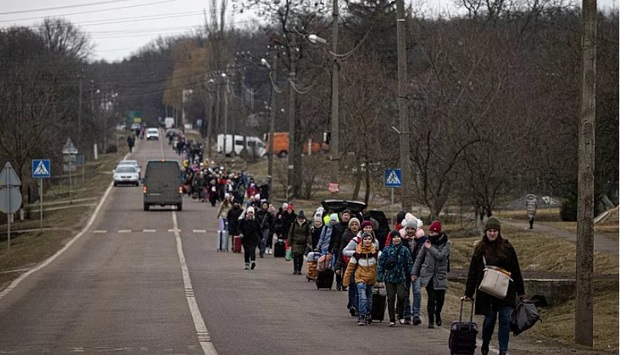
[274,239,286,257]
[371,287,387,322]
[449,299,478,355]
[316,268,334,290]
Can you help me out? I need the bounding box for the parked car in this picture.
[113,165,140,186]
[118,160,140,174]
[317,199,390,249]
[146,128,159,140]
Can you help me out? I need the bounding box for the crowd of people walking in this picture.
[209,178,526,355]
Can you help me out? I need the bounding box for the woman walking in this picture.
[411,221,451,328]
[463,217,526,355]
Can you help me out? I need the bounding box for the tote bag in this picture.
[478,256,512,299]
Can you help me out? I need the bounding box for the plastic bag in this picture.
[511,300,541,336]
[285,247,293,261]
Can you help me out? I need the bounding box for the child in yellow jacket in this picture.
[343,232,379,326]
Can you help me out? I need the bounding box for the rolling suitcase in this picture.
[371,286,387,322]
[233,235,242,253]
[274,239,286,257]
[449,299,478,355]
[217,230,229,252]
[315,268,334,290]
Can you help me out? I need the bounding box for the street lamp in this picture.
[308,32,340,189]
[262,47,279,201]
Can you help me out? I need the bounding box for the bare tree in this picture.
[38,18,93,60]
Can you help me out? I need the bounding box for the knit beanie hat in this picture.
[485,216,501,231]
[329,213,339,222]
[404,218,418,229]
[389,230,401,239]
[246,206,255,214]
[361,220,373,230]
[429,220,442,233]
[348,217,360,228]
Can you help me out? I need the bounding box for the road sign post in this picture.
[385,168,402,226]
[62,139,79,199]
[33,159,51,232]
[0,162,23,253]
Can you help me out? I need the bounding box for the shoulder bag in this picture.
[478,256,512,299]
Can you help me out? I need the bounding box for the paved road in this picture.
[0,136,457,354]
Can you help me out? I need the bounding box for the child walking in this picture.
[343,232,380,326]
[377,230,413,327]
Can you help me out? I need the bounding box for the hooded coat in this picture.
[412,233,451,290]
[343,242,379,285]
[287,217,311,254]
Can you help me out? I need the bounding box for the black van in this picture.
[142,160,183,211]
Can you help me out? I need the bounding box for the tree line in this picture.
[0,0,617,222]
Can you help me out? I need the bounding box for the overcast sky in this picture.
[1,0,617,63]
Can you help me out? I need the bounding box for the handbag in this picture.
[478,256,512,299]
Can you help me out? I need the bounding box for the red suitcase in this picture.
[449,299,478,355]
[233,235,242,253]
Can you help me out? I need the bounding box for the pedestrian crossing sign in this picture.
[32,159,51,178]
[384,168,402,188]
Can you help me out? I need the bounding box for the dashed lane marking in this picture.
[93,230,107,234]
[118,230,131,234]
[143,229,156,233]
[192,229,206,233]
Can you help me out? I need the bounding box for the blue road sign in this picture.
[384,168,402,188]
[32,159,51,178]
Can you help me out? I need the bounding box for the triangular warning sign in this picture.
[386,170,401,184]
[34,161,49,176]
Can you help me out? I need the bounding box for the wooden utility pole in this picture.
[267,47,278,200]
[287,35,297,201]
[575,0,596,347]
[329,0,340,186]
[396,0,412,211]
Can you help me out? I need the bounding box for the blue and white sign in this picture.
[384,168,402,188]
[32,159,51,178]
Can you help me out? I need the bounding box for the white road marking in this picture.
[118,229,131,234]
[172,212,218,355]
[93,230,107,234]
[0,167,119,300]
[168,229,180,233]
[143,229,156,233]
[192,229,206,233]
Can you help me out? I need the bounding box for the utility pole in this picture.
[396,0,412,211]
[329,0,340,186]
[77,74,83,148]
[575,0,596,347]
[287,35,297,201]
[267,47,278,200]
[222,74,229,157]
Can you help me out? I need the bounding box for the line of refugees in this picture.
[216,200,526,355]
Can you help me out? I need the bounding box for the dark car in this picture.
[142,160,183,211]
[318,199,390,250]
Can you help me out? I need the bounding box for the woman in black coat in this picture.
[463,217,526,355]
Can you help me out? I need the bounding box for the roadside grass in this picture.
[494,208,619,236]
[0,141,128,290]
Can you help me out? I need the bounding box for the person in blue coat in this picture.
[377,230,413,327]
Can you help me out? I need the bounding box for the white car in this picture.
[113,165,140,186]
[146,128,159,140]
[118,160,140,174]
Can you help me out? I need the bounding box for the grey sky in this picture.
[0,0,617,63]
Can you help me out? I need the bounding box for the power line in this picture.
[0,0,140,15]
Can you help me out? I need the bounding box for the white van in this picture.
[217,134,267,158]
